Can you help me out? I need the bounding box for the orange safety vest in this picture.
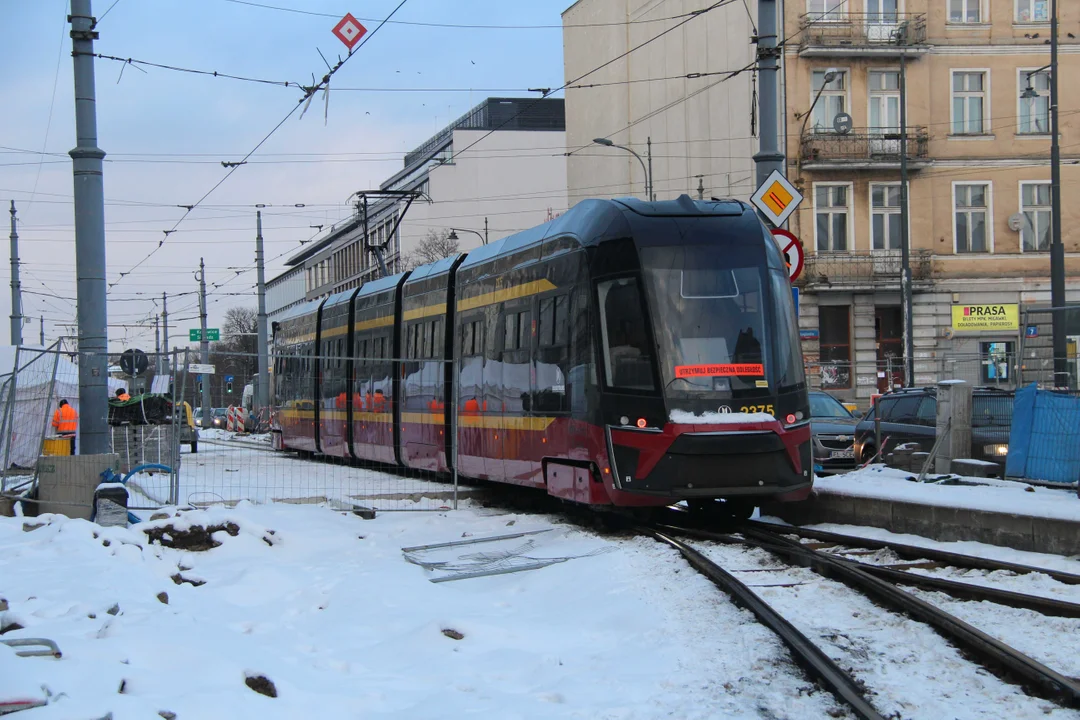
[52,404,77,434]
[117,392,131,402]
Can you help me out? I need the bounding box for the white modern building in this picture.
[285,97,568,300]
[562,0,759,206]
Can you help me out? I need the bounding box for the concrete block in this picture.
[1034,518,1080,555]
[36,453,121,520]
[950,459,1001,478]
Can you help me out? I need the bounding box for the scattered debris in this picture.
[143,522,239,551]
[106,604,120,616]
[245,674,277,698]
[441,628,465,640]
[0,598,7,612]
[156,592,169,605]
[118,679,127,694]
[170,573,206,587]
[0,620,24,635]
[159,712,177,720]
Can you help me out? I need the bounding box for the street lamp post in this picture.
[448,222,487,246]
[1021,0,1066,387]
[593,137,652,200]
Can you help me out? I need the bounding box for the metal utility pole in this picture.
[752,0,783,214]
[899,49,914,387]
[1049,0,1068,388]
[255,210,270,413]
[39,317,44,346]
[161,291,168,374]
[483,216,489,245]
[154,315,161,374]
[697,177,705,200]
[69,0,109,455]
[647,137,654,201]
[9,201,22,347]
[197,258,211,424]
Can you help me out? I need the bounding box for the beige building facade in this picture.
[562,0,759,206]
[785,0,1080,400]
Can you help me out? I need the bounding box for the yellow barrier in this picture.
[42,437,73,456]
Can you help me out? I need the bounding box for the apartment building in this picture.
[562,0,758,206]
[786,0,1080,401]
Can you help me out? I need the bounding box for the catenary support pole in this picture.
[161,292,168,374]
[752,0,783,220]
[154,315,161,374]
[647,136,654,201]
[899,50,914,386]
[197,258,211,425]
[255,210,270,413]
[1050,0,1068,388]
[69,0,109,455]
[39,317,44,346]
[9,202,22,347]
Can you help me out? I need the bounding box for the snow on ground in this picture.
[697,542,1079,720]
[815,464,1080,521]
[669,410,776,424]
[0,503,853,720]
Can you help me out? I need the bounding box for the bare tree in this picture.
[207,307,259,399]
[402,229,459,270]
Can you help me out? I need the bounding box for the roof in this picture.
[357,271,407,299]
[459,195,756,271]
[405,254,462,283]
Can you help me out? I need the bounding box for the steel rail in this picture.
[723,524,1080,708]
[746,520,1080,585]
[643,527,886,720]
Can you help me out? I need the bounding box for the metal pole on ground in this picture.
[69,0,110,455]
[752,0,783,202]
[899,48,914,387]
[1049,0,1067,389]
[255,210,270,414]
[197,258,211,425]
[154,315,161,375]
[9,201,23,347]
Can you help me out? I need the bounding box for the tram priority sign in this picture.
[189,328,220,342]
[750,170,803,227]
[188,363,215,375]
[332,13,368,50]
[771,228,805,283]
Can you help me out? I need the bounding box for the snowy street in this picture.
[4,482,1080,718]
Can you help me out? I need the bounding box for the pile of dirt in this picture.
[142,522,240,551]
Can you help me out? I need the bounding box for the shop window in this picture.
[980,341,1014,384]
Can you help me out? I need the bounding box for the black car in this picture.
[809,390,859,475]
[853,387,1012,474]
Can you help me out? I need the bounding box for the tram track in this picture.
[644,514,1080,718]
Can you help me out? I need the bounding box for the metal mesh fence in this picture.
[0,344,68,495]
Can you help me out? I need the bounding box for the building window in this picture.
[807,0,846,21]
[869,71,900,133]
[955,183,990,253]
[811,70,847,133]
[818,306,852,389]
[1018,70,1050,134]
[1021,182,1051,252]
[871,184,902,250]
[1016,0,1049,22]
[949,0,981,23]
[814,184,850,253]
[952,71,987,134]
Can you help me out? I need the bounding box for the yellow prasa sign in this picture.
[951,304,1019,331]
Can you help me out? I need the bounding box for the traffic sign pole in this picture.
[751,170,803,228]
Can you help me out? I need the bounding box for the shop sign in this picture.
[950,304,1019,332]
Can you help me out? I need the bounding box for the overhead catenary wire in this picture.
[105,0,413,292]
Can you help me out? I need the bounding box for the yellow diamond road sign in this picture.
[750,170,803,226]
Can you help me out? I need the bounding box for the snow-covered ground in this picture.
[815,464,1080,521]
[1,503,855,720]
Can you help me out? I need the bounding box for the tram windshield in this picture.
[638,244,801,397]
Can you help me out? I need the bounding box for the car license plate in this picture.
[830,449,854,459]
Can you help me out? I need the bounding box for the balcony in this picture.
[797,250,932,290]
[800,128,931,171]
[798,13,927,57]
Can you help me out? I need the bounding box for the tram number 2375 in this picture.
[740,404,775,415]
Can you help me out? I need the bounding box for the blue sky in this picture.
[2,0,570,349]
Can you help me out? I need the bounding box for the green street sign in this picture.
[189,328,220,341]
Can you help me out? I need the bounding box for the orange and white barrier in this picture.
[226,406,240,432]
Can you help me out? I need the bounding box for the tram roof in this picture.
[458,195,755,271]
[357,271,406,298]
[405,254,462,283]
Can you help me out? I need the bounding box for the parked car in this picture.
[809,390,859,474]
[853,387,1012,474]
[193,407,228,429]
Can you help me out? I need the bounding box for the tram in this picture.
[272,195,811,512]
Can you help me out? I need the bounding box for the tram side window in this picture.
[597,277,655,391]
[536,294,571,412]
[461,319,483,356]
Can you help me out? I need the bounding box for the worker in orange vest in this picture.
[52,399,78,434]
[115,388,131,402]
